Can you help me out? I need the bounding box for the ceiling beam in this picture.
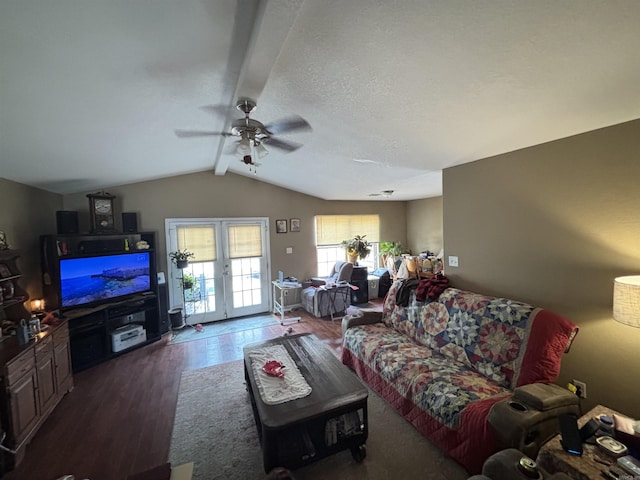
[214,0,304,176]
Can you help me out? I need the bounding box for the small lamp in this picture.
[613,276,640,327]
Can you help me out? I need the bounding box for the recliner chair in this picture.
[311,261,353,286]
[303,261,354,318]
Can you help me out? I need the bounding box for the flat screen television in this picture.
[59,251,154,308]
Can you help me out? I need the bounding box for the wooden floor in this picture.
[6,300,381,480]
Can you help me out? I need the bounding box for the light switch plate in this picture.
[448,256,459,267]
[286,247,293,254]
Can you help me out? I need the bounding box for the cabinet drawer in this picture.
[6,350,36,385]
[35,335,53,359]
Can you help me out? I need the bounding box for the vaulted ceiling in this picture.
[2,1,640,201]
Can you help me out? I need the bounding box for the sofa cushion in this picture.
[344,323,510,428]
[380,282,577,389]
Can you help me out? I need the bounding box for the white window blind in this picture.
[177,225,217,262]
[315,215,380,246]
[227,224,263,258]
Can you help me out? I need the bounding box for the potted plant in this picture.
[169,249,194,269]
[341,235,371,264]
[379,241,404,257]
[379,241,407,273]
[181,272,195,290]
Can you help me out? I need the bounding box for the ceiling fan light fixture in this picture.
[236,136,252,157]
[254,141,269,159]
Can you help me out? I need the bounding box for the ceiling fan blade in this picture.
[174,129,229,138]
[264,115,311,135]
[262,137,302,152]
[199,104,231,117]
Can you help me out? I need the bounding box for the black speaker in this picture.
[56,211,79,234]
[157,283,170,335]
[350,267,369,304]
[122,212,138,233]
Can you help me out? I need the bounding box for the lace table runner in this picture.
[248,344,312,405]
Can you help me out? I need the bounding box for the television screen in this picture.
[60,252,152,308]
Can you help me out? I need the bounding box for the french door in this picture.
[165,217,271,323]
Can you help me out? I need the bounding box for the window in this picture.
[314,215,380,276]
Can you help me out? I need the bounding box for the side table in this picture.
[536,405,628,480]
[272,281,302,325]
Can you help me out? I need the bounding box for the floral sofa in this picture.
[341,280,579,473]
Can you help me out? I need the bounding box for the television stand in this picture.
[65,294,161,372]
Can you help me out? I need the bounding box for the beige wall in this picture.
[407,196,443,256]
[443,118,640,417]
[0,178,61,299]
[61,171,407,281]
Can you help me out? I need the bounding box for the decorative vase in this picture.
[347,254,358,264]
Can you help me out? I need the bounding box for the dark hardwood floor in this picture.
[6,301,381,480]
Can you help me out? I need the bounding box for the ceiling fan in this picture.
[175,98,311,170]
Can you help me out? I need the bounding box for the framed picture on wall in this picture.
[276,219,287,234]
[290,218,300,232]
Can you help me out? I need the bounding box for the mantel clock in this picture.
[87,192,116,233]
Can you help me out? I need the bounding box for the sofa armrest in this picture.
[488,384,580,459]
[512,383,578,411]
[341,310,383,336]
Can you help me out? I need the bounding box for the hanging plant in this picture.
[169,249,195,269]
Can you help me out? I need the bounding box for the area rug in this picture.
[169,360,469,480]
[169,315,279,344]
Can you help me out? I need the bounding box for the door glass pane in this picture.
[230,257,262,308]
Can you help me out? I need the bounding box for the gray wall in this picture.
[407,196,443,255]
[0,178,61,300]
[443,118,640,418]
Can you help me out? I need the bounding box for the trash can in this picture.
[168,306,185,330]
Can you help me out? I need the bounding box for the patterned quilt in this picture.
[341,280,578,473]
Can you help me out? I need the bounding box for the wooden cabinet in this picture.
[35,336,56,416]
[0,320,73,469]
[5,350,39,446]
[53,322,73,393]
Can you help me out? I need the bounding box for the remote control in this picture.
[558,413,583,455]
[617,455,640,476]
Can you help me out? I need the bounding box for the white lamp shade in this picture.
[613,275,640,327]
[235,137,251,157]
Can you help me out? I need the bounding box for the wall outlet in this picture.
[448,255,459,267]
[573,379,587,399]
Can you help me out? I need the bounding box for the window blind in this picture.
[177,225,217,262]
[315,215,380,246]
[227,224,263,258]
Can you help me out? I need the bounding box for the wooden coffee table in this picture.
[243,333,368,472]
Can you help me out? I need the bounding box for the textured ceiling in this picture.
[2,1,640,201]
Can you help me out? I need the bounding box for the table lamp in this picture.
[613,276,640,327]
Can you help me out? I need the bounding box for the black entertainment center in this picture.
[40,231,168,372]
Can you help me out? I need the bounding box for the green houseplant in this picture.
[181,272,195,290]
[341,235,371,263]
[169,249,194,269]
[379,241,404,257]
